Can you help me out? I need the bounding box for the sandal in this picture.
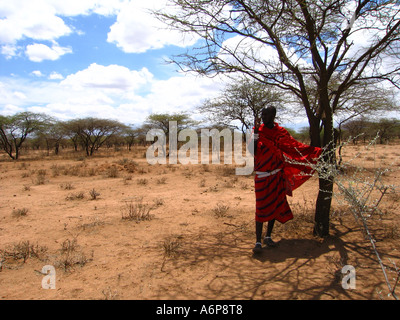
[252,242,263,254]
[264,237,278,247]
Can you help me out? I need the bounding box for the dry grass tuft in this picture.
[121,200,153,222]
[212,203,230,218]
[12,208,29,217]
[0,241,48,264]
[65,191,85,201]
[55,238,92,272]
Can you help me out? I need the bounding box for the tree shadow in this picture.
[252,238,331,263]
[150,225,372,300]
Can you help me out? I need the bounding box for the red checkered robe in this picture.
[254,123,322,223]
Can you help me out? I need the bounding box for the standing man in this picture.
[249,106,322,254]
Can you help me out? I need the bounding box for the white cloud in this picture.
[48,0,124,17]
[0,0,197,61]
[0,63,224,125]
[48,72,64,80]
[147,74,223,114]
[25,42,73,62]
[60,63,153,92]
[2,104,24,115]
[1,44,21,59]
[0,0,124,46]
[31,70,44,77]
[29,102,119,121]
[107,0,198,53]
[13,91,27,100]
[0,1,72,44]
[67,91,115,106]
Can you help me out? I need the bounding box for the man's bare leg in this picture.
[264,219,277,247]
[253,221,263,253]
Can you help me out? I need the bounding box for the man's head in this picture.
[261,106,276,126]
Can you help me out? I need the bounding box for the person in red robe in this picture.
[249,106,322,254]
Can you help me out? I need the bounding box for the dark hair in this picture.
[261,106,276,117]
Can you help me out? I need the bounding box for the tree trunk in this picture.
[314,176,333,237]
[308,117,321,147]
[313,102,335,237]
[14,143,20,160]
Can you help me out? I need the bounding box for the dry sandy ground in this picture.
[0,144,399,300]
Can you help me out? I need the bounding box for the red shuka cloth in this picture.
[254,123,322,223]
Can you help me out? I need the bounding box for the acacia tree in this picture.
[342,117,400,144]
[334,83,398,141]
[36,119,66,155]
[341,116,371,144]
[122,126,141,151]
[373,118,400,144]
[145,112,198,156]
[62,120,81,151]
[199,78,286,133]
[146,112,197,136]
[65,118,126,156]
[0,112,48,160]
[155,0,400,237]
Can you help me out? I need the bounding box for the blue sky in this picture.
[3,1,396,130]
[0,0,225,126]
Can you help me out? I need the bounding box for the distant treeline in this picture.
[1,111,399,160]
[289,117,400,145]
